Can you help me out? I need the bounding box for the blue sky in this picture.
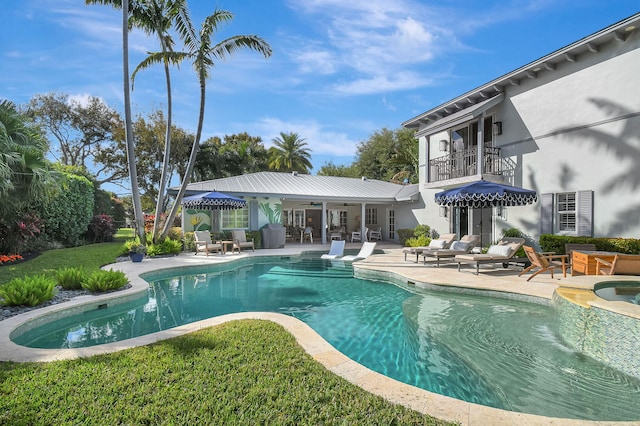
[2,0,639,194]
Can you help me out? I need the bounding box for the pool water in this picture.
[12,257,640,421]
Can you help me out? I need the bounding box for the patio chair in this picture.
[403,233,457,262]
[302,226,313,243]
[321,240,346,259]
[351,227,369,243]
[231,229,255,252]
[421,235,480,266]
[518,246,567,281]
[595,254,640,275]
[342,242,377,262]
[369,227,382,241]
[454,237,526,274]
[194,231,223,256]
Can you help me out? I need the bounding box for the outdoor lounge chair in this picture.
[321,240,346,259]
[421,234,480,266]
[454,237,526,274]
[518,246,568,281]
[341,242,377,262]
[595,254,640,275]
[194,231,223,256]
[231,229,255,252]
[403,233,457,262]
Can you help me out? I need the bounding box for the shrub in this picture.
[539,234,640,254]
[167,227,183,242]
[122,239,146,255]
[56,267,86,290]
[0,275,57,306]
[404,236,431,247]
[397,229,415,246]
[147,238,182,257]
[413,225,431,239]
[81,269,129,292]
[183,232,195,252]
[85,214,116,243]
[0,212,44,254]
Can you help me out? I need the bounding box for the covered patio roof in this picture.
[174,172,420,204]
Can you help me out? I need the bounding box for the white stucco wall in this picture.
[415,29,640,242]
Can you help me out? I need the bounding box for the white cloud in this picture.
[253,117,359,157]
[333,71,434,95]
[285,0,447,95]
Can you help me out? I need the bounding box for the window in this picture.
[557,193,576,232]
[366,208,377,226]
[388,209,395,239]
[221,208,249,229]
[540,191,593,236]
[340,211,348,228]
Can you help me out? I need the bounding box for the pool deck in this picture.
[1,242,639,426]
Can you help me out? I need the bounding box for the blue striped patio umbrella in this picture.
[181,191,247,210]
[435,180,537,208]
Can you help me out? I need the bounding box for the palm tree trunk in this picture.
[122,0,146,243]
[160,80,206,239]
[152,58,173,243]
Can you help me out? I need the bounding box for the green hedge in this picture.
[539,234,640,254]
[37,172,94,247]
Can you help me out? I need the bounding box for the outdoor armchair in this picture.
[231,229,255,252]
[194,231,223,256]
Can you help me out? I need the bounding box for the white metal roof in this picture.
[179,172,419,203]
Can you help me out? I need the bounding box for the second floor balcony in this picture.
[427,146,508,183]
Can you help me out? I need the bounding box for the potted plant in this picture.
[129,244,147,262]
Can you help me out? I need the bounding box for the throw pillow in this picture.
[487,244,512,257]
[450,241,470,251]
[428,239,447,249]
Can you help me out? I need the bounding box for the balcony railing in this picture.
[428,146,504,182]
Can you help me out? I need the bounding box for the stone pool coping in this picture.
[1,247,639,426]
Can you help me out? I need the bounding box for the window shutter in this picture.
[540,193,554,235]
[577,190,594,237]
[249,200,259,231]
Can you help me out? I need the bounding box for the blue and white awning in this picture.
[182,191,247,210]
[435,180,537,208]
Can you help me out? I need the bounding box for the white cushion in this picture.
[487,244,512,257]
[428,239,447,249]
[450,241,470,251]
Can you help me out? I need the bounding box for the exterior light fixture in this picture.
[493,121,503,136]
[439,139,449,151]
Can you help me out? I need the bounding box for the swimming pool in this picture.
[12,256,640,421]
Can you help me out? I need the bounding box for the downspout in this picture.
[321,201,327,245]
[477,114,484,175]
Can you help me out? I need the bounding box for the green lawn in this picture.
[0,228,456,425]
[0,321,452,425]
[0,228,133,285]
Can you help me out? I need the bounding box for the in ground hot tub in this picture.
[594,281,640,304]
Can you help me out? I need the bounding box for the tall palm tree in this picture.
[158,8,272,238]
[268,132,313,173]
[129,0,186,242]
[86,0,146,242]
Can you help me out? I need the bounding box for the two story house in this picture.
[403,13,640,244]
